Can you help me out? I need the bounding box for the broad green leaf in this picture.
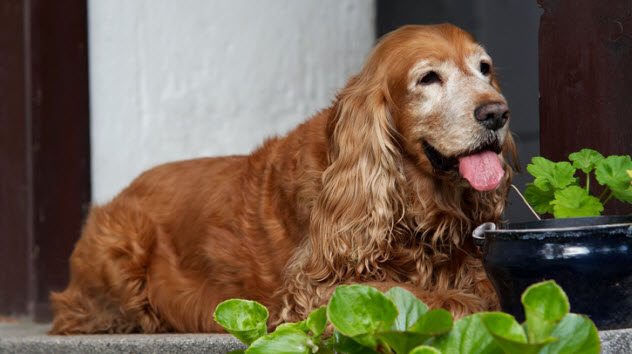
[331,331,379,354]
[569,149,604,174]
[481,312,528,343]
[246,328,313,354]
[595,155,632,190]
[275,321,308,333]
[409,345,442,354]
[612,188,632,204]
[214,299,268,345]
[539,314,600,354]
[481,312,552,354]
[227,351,246,354]
[378,332,430,354]
[551,186,603,218]
[524,183,555,214]
[527,157,577,191]
[379,308,451,354]
[409,309,453,336]
[521,281,569,343]
[306,307,327,338]
[274,308,326,337]
[595,155,632,202]
[326,284,397,338]
[385,287,428,331]
[433,314,502,354]
[349,332,381,349]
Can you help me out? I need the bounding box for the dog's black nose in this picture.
[474,103,509,130]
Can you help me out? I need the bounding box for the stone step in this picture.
[1,322,631,353]
[0,323,244,354]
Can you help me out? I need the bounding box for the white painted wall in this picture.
[89,0,375,203]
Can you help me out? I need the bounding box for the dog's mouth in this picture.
[422,140,504,192]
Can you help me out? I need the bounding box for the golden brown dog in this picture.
[50,24,516,334]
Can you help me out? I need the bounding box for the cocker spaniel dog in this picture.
[50,24,516,334]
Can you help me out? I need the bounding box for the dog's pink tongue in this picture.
[458,151,504,191]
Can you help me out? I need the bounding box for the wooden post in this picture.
[0,0,32,317]
[538,0,632,214]
[0,0,91,321]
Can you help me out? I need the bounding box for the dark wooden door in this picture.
[538,0,632,214]
[0,0,91,321]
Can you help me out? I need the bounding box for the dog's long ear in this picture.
[306,76,407,281]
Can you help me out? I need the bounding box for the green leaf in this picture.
[246,328,313,354]
[433,314,502,354]
[481,312,552,354]
[379,308,453,353]
[569,149,604,174]
[612,188,632,204]
[551,186,603,218]
[349,332,381,349]
[521,280,569,343]
[481,312,528,343]
[524,183,555,214]
[409,345,442,354]
[331,331,379,354]
[275,321,308,333]
[409,309,453,336]
[214,299,268,345]
[527,157,577,191]
[306,307,327,338]
[326,284,397,338]
[274,308,326,338]
[227,351,246,354]
[377,332,430,354]
[377,288,439,354]
[385,287,428,331]
[595,155,632,202]
[539,314,600,354]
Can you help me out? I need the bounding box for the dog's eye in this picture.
[480,62,491,76]
[417,71,441,85]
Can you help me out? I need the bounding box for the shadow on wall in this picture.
[377,0,542,222]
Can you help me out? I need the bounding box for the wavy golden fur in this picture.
[50,24,516,334]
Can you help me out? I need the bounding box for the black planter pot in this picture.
[475,215,632,330]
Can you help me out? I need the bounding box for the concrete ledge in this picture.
[1,322,631,353]
[0,323,245,354]
[600,328,632,354]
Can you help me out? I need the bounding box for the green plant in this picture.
[524,148,632,218]
[213,281,599,354]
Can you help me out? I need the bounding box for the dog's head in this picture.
[340,24,516,192]
[311,24,516,277]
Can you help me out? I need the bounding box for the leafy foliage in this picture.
[213,281,599,354]
[527,158,577,192]
[327,284,397,340]
[595,155,632,203]
[213,299,268,345]
[524,149,632,218]
[550,186,603,218]
[432,313,502,354]
[524,183,555,214]
[569,149,604,174]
